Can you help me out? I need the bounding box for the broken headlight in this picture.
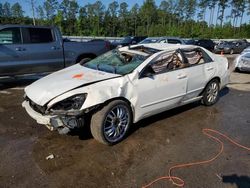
[50,94,87,112]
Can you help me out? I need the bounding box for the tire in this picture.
[230,49,234,55]
[202,79,220,106]
[90,100,132,145]
[78,57,92,65]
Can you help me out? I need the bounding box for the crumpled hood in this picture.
[25,64,119,106]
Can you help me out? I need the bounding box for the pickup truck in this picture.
[0,25,111,78]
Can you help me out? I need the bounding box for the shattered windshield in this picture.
[83,50,148,75]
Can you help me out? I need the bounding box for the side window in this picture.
[168,39,181,44]
[182,48,212,65]
[27,28,54,43]
[0,28,22,44]
[183,50,204,65]
[159,39,167,43]
[200,50,213,63]
[151,51,186,73]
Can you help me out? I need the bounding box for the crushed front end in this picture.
[22,95,87,134]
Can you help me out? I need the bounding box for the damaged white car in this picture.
[22,44,230,145]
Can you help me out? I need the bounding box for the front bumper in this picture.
[22,100,55,130]
[22,100,84,132]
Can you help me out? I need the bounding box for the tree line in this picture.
[0,0,250,38]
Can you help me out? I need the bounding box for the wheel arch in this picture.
[75,53,97,63]
[199,77,221,96]
[101,97,135,121]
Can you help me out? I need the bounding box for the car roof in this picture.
[138,43,195,50]
[120,43,199,53]
[145,36,183,40]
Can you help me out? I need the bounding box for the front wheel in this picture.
[90,100,132,145]
[202,80,220,106]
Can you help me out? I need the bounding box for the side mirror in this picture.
[140,65,155,78]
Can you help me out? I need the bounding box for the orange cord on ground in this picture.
[142,128,250,188]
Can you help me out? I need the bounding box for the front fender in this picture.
[47,76,136,113]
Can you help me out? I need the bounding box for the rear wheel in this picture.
[202,79,220,106]
[90,100,132,145]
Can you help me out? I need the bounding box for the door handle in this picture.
[206,67,214,71]
[177,74,187,79]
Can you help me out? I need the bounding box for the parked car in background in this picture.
[195,39,215,52]
[214,41,235,54]
[231,40,250,53]
[111,36,147,48]
[22,43,230,145]
[214,40,249,54]
[241,46,250,54]
[235,52,250,72]
[0,25,111,79]
[139,37,185,45]
[184,39,197,45]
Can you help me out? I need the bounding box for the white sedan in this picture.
[22,44,230,145]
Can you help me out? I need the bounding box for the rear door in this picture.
[20,27,64,74]
[182,49,215,100]
[0,27,25,76]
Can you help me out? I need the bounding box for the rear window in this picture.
[0,27,21,44]
[28,28,54,43]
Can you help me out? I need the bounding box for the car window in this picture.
[121,37,131,43]
[168,39,181,44]
[182,50,205,65]
[27,28,54,43]
[141,38,158,44]
[159,39,167,43]
[0,27,22,44]
[151,50,187,73]
[182,48,213,65]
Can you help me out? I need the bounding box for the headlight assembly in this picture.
[50,94,87,112]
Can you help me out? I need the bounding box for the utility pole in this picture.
[30,0,36,25]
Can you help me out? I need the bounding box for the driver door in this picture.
[133,59,188,120]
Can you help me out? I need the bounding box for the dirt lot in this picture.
[0,55,249,188]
